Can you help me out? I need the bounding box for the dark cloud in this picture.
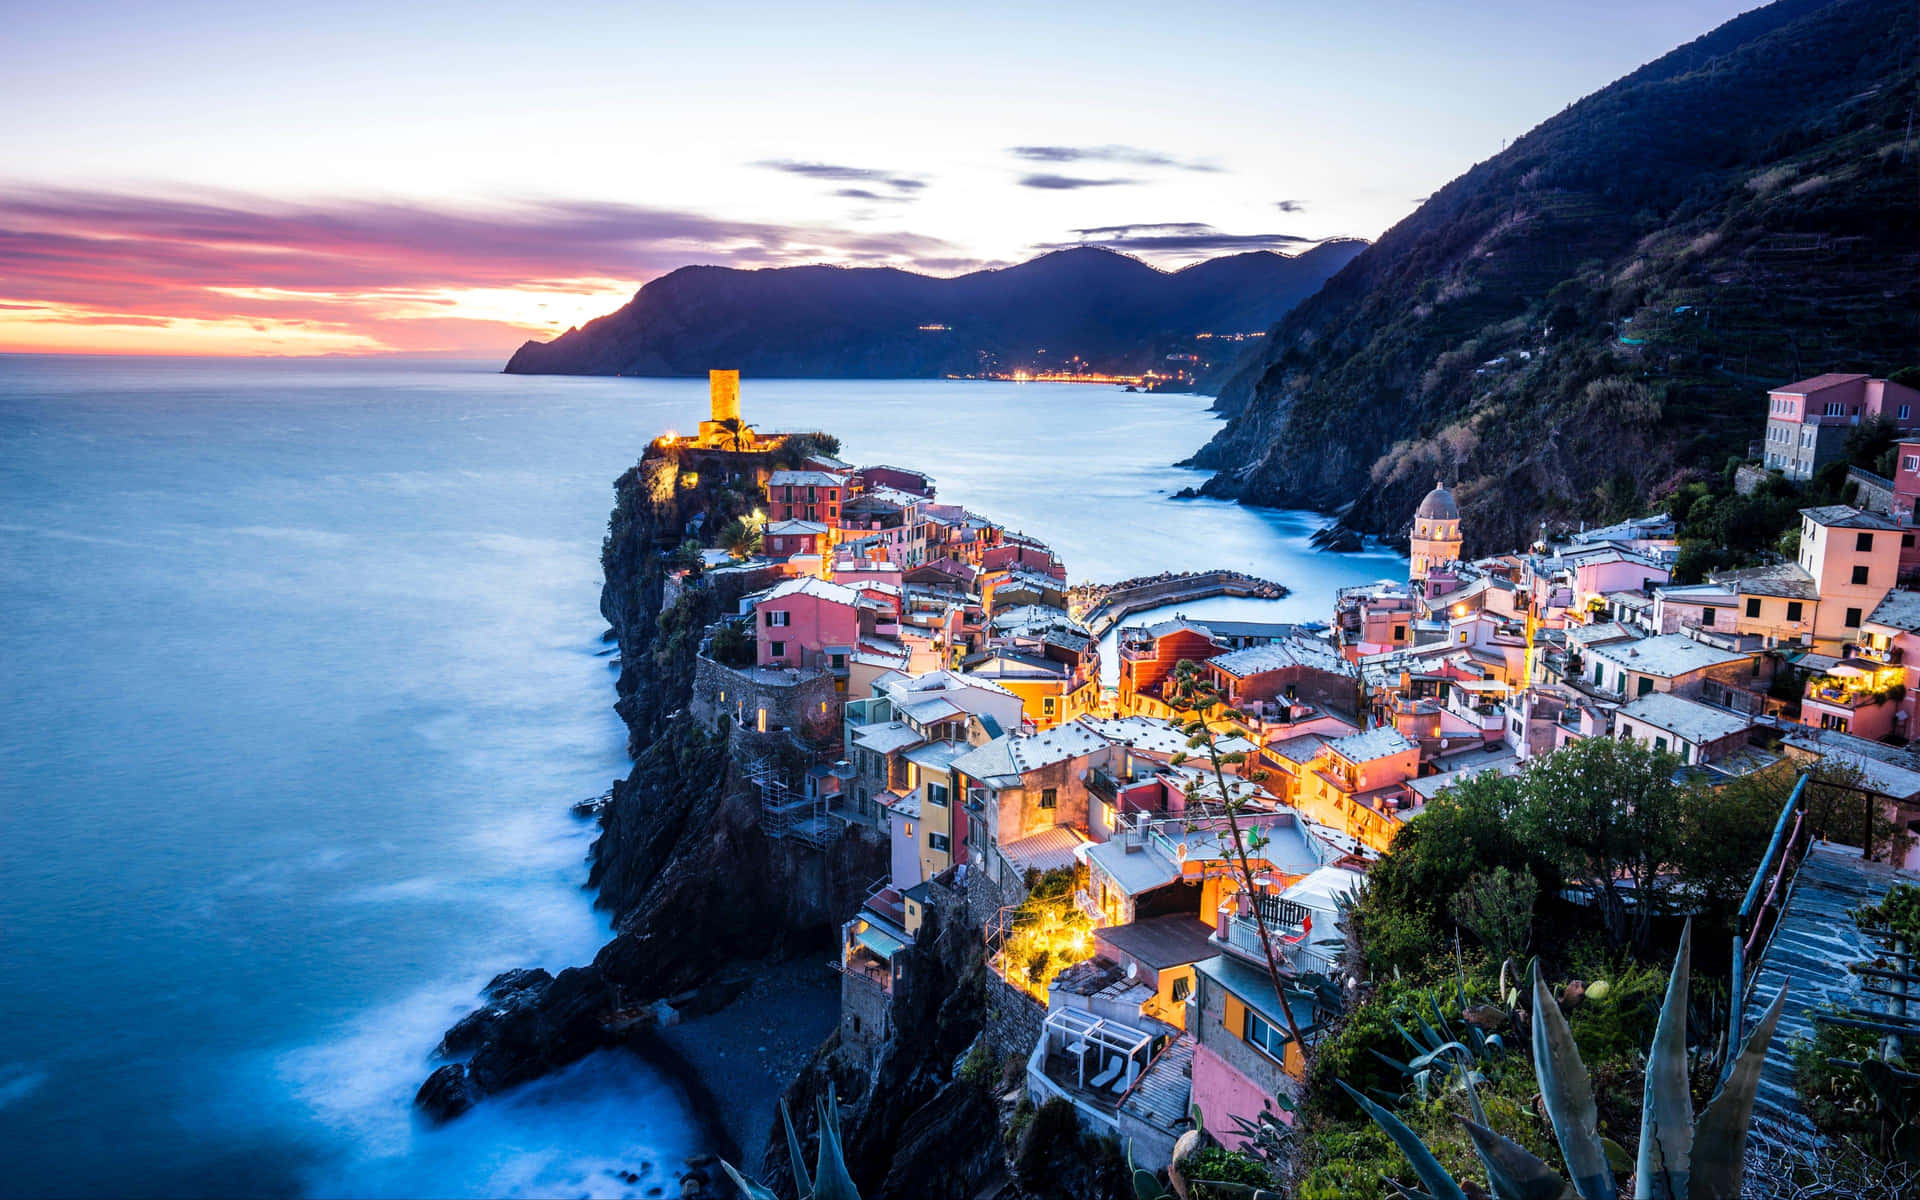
[1274,199,1306,213]
[1037,221,1325,255]
[833,187,909,203]
[1017,174,1140,191]
[1010,145,1221,173]
[755,160,926,194]
[1071,222,1215,238]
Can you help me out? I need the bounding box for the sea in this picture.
[0,356,1403,1198]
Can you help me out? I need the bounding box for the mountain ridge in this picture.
[502,241,1366,379]
[1190,0,1918,552]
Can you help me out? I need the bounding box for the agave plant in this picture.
[722,1085,861,1200]
[1343,921,1791,1200]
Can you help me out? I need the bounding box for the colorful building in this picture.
[1762,373,1920,481]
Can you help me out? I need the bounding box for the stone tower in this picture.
[1409,478,1463,585]
[697,369,742,444]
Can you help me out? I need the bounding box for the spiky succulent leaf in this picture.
[1690,980,1788,1199]
[1635,922,1694,1200]
[1132,1168,1162,1200]
[780,1099,811,1198]
[1459,1118,1576,1200]
[811,1089,861,1200]
[1531,972,1615,1200]
[718,1160,779,1200]
[1336,1080,1469,1200]
[1167,1128,1201,1200]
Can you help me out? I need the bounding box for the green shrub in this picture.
[1185,1146,1275,1199]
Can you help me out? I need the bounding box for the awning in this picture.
[854,925,906,960]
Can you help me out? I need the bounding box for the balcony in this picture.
[1845,641,1903,668]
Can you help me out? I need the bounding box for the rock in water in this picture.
[484,967,554,1001]
[415,1063,477,1122]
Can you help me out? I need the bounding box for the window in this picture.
[1244,1007,1289,1061]
[1906,456,1920,473]
[1654,736,1669,753]
[1620,723,1633,739]
[1594,662,1604,685]
[770,640,786,658]
[1826,401,1845,417]
[766,610,790,627]
[1701,607,1716,626]
[1042,697,1057,715]
[1745,598,1760,619]
[1902,404,1912,421]
[829,652,846,670]
[1393,624,1406,641]
[1787,601,1803,622]
[929,832,949,852]
[1853,565,1870,586]
[1637,677,1654,697]
[1858,533,1876,553]
[1847,607,1863,628]
[1907,534,1918,549]
[1170,977,1192,1004]
[1039,787,1057,810]
[927,782,949,807]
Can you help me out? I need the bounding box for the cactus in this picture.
[1859,1057,1920,1167]
[1344,921,1790,1200]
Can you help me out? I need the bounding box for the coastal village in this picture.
[637,371,1920,1188]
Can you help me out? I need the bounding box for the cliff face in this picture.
[418,447,885,1125]
[502,243,1366,381]
[1192,0,1918,554]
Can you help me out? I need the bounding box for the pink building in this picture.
[980,539,1066,581]
[856,464,936,498]
[1762,374,1920,482]
[768,470,846,525]
[1892,440,1920,583]
[764,519,829,560]
[754,577,900,670]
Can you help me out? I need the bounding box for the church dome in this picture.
[1415,479,1460,523]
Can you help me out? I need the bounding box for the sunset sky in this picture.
[3,0,1757,358]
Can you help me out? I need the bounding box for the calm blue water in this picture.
[0,356,1401,1197]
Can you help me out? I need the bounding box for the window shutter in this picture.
[1223,993,1247,1040]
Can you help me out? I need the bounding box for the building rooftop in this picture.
[1566,621,1642,648]
[1865,589,1920,634]
[1193,954,1320,1035]
[1781,728,1920,799]
[904,740,970,771]
[1801,505,1901,531]
[1712,562,1818,601]
[1096,915,1220,971]
[759,576,862,606]
[1617,691,1754,745]
[768,469,845,487]
[1407,750,1522,801]
[1077,715,1256,760]
[1209,637,1355,680]
[1267,733,1331,768]
[1084,839,1180,897]
[851,721,924,755]
[1326,726,1417,764]
[1589,632,1749,678]
[1771,372,1870,396]
[999,824,1088,875]
[766,518,830,535]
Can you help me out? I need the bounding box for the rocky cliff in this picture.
[502,243,1365,381]
[1191,0,1918,554]
[416,448,886,1138]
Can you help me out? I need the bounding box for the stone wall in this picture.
[692,654,840,742]
[838,971,893,1075]
[1732,464,1773,497]
[1848,466,1897,515]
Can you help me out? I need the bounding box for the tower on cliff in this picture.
[697,370,743,445]
[1409,478,1463,585]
